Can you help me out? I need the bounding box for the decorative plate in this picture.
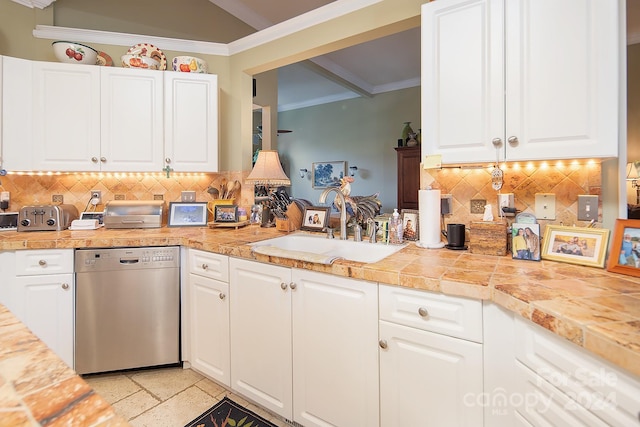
[96,51,113,66]
[126,43,166,70]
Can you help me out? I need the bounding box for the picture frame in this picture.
[312,161,346,188]
[401,209,419,241]
[301,206,331,231]
[606,219,640,277]
[249,204,263,224]
[168,202,208,227]
[214,205,239,223]
[511,223,541,261]
[541,225,610,268]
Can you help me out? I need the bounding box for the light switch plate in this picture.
[578,195,598,221]
[181,191,196,202]
[535,193,556,220]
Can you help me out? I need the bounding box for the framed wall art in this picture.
[401,209,419,241]
[301,206,331,231]
[312,161,346,188]
[213,205,238,223]
[606,219,640,277]
[168,202,208,227]
[541,225,609,268]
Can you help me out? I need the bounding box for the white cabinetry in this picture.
[2,56,33,171]
[13,249,74,368]
[188,249,230,386]
[101,67,164,171]
[379,284,483,426]
[421,0,618,164]
[229,258,379,426]
[0,251,15,310]
[164,72,218,172]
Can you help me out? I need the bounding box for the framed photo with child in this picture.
[541,225,609,268]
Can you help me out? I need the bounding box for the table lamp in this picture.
[245,150,291,227]
[628,162,640,205]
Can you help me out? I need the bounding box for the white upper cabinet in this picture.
[32,61,101,171]
[164,72,218,172]
[101,67,164,172]
[2,56,33,171]
[422,0,618,164]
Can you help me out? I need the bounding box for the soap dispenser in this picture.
[389,208,403,244]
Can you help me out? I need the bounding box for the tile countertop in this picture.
[1,225,639,382]
[0,304,129,426]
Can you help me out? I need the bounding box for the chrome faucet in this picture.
[319,187,348,240]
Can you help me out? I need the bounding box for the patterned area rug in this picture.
[185,396,277,427]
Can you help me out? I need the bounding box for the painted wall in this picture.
[278,87,420,213]
[627,43,640,205]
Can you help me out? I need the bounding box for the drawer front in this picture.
[188,249,228,282]
[515,317,640,427]
[15,249,74,276]
[379,284,482,343]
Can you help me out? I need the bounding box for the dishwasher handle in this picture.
[119,257,140,264]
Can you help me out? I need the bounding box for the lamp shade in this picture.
[628,162,640,180]
[246,150,291,186]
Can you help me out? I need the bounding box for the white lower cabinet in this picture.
[229,258,379,426]
[13,249,74,368]
[188,249,230,386]
[379,284,483,426]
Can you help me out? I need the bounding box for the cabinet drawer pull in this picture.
[379,340,388,349]
[289,282,297,290]
[201,263,209,270]
[280,282,288,290]
[61,283,69,290]
[418,307,429,317]
[507,136,519,146]
[219,292,226,300]
[38,260,47,267]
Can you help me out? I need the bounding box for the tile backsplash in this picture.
[423,160,602,233]
[0,171,255,217]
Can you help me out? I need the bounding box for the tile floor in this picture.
[83,366,289,427]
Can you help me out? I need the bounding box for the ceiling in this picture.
[208,0,421,112]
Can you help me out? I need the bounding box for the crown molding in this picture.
[11,0,55,9]
[33,25,229,56]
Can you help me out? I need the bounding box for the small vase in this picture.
[406,133,418,147]
[401,122,414,145]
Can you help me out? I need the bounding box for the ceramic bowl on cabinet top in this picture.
[52,41,99,65]
[121,54,160,70]
[172,56,208,73]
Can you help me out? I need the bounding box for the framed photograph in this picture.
[541,225,610,268]
[312,161,346,188]
[301,206,331,231]
[168,202,208,227]
[249,204,263,224]
[401,209,419,241]
[214,205,238,223]
[606,219,640,276]
[512,223,541,261]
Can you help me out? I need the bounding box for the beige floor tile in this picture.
[129,367,204,401]
[112,389,160,421]
[193,376,227,398]
[84,373,141,405]
[129,386,217,427]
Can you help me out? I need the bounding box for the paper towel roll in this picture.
[418,189,445,248]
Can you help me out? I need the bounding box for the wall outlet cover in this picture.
[535,193,556,220]
[441,194,453,215]
[181,191,196,202]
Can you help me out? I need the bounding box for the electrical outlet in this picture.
[470,199,486,214]
[52,194,63,204]
[91,190,101,205]
[0,191,9,203]
[115,194,126,200]
[578,195,599,221]
[181,191,196,202]
[535,193,556,220]
[497,193,515,216]
[441,194,453,215]
[153,194,164,201]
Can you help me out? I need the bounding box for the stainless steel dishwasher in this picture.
[75,246,180,375]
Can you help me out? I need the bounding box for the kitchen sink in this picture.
[251,233,406,264]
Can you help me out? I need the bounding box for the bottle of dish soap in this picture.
[389,208,403,244]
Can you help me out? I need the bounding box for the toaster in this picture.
[18,204,79,232]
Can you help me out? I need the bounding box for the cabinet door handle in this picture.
[61,283,69,290]
[201,263,209,270]
[219,292,226,300]
[492,138,503,148]
[100,157,107,163]
[507,136,519,146]
[38,260,47,267]
[280,282,288,290]
[379,340,388,349]
[289,282,297,290]
[91,157,99,163]
[165,157,171,164]
[418,307,429,317]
